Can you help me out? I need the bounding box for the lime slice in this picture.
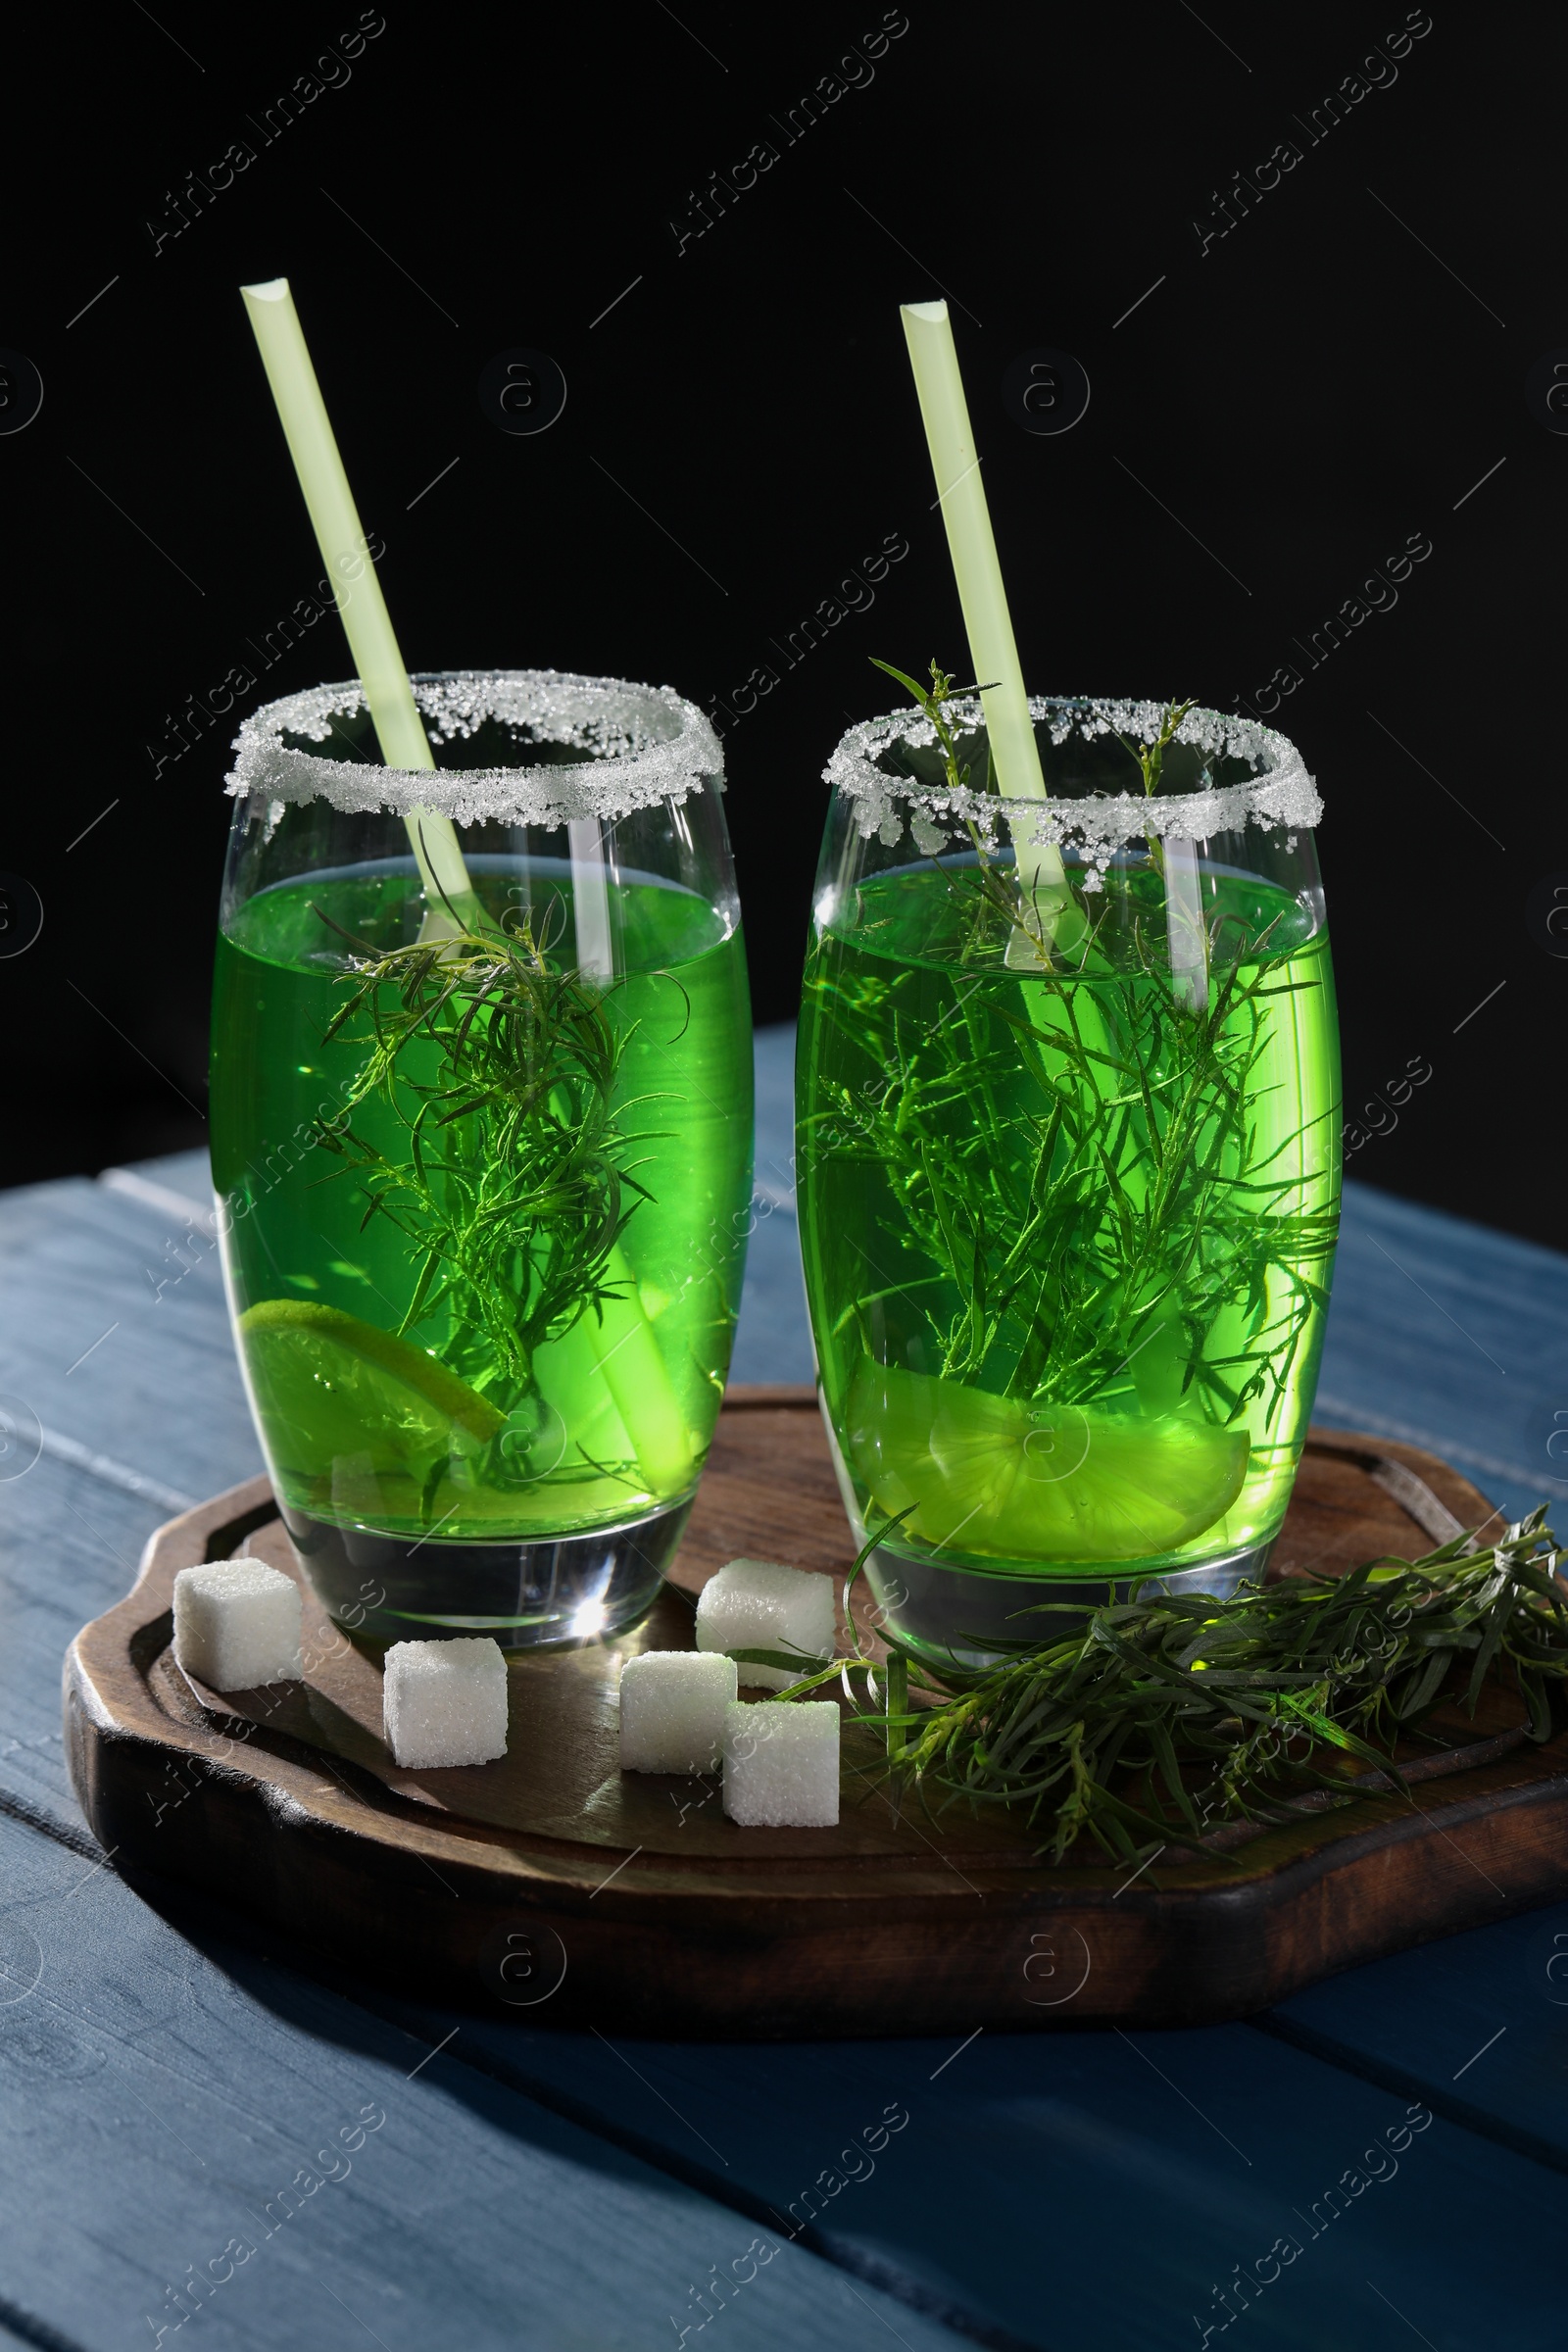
[238,1299,505,1493]
[846,1361,1249,1564]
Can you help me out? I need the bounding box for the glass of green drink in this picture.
[212,669,753,1647]
[798,691,1341,1670]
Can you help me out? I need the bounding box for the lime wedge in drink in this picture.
[846,1361,1250,1564]
[238,1299,505,1493]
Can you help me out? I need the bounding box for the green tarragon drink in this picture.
[798,687,1342,1665]
[214,862,749,1532]
[212,671,753,1646]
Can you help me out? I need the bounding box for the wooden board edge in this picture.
[1302,1423,1499,1541]
[62,1673,1568,2034]
[721,1383,818,1409]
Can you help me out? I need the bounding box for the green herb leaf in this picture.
[773,1510,1568,1868]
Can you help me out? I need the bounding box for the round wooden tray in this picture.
[64,1390,1568,2035]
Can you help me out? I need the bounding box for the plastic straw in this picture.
[900,301,1068,947]
[567,818,613,984]
[239,277,474,923]
[1162,839,1210,1014]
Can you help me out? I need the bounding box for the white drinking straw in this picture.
[239,277,475,925]
[1162,838,1210,1014]
[567,818,614,984]
[900,302,1067,949]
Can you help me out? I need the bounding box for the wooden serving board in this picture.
[64,1389,1568,2035]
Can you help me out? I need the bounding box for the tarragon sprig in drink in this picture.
[312,895,666,1407]
[805,667,1336,1425]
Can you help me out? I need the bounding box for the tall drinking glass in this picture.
[211,669,753,1647]
[797,696,1341,1669]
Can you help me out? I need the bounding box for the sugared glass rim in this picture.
[224,667,723,830]
[824,695,1321,856]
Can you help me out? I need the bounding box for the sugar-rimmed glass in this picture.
[797,696,1341,1669]
[211,669,753,1648]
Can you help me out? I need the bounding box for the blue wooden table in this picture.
[2,1026,1566,2352]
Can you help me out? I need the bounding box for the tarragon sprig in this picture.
[311,898,664,1399]
[760,1510,1568,1868]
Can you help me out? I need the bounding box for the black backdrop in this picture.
[4,2,1562,1246]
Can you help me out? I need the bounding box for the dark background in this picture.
[3,2,1561,1242]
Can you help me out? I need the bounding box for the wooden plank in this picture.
[0,1172,258,1505]
[0,1161,261,1833]
[1259,1893,1568,2174]
[0,2311,77,2352]
[0,1453,167,1832]
[106,1148,213,1208]
[302,1976,1568,2352]
[0,1801,963,2352]
[1253,1177,1568,1526]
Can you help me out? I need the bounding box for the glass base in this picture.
[278,1495,693,1650]
[865,1538,1276,1676]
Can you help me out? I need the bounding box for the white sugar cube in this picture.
[172,1557,302,1691]
[619,1650,737,1773]
[695,1558,836,1690]
[722,1700,840,1827]
[383,1637,508,1769]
